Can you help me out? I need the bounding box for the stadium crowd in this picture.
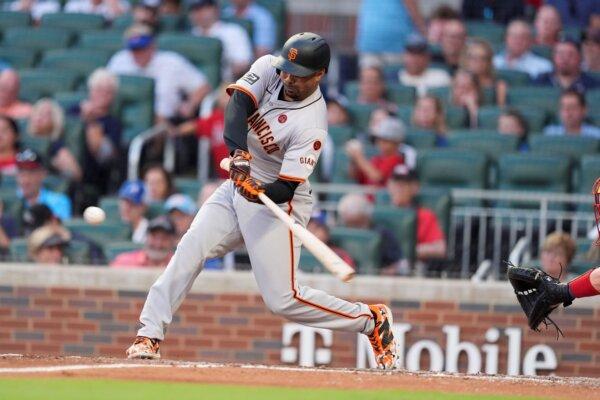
[0,0,598,279]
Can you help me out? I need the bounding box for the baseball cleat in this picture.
[126,336,161,360]
[367,304,398,369]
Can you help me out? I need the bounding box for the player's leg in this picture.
[128,182,243,358]
[235,195,397,368]
[568,267,600,298]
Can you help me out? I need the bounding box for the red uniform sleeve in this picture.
[417,208,445,244]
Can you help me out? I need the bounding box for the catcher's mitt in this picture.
[507,264,574,337]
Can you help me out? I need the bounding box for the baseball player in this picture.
[126,32,399,369]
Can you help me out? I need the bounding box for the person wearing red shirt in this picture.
[387,165,446,261]
[0,116,19,176]
[347,116,415,186]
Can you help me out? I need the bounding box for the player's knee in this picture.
[263,292,296,316]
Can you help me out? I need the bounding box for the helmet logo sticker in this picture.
[288,48,298,61]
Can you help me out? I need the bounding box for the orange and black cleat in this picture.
[367,304,398,369]
[126,336,160,360]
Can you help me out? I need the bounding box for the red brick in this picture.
[201,304,232,313]
[116,312,141,322]
[16,287,47,296]
[0,331,10,340]
[201,326,233,336]
[218,294,250,302]
[236,328,264,337]
[252,317,282,327]
[49,310,80,319]
[66,322,98,332]
[186,315,215,324]
[34,298,63,307]
[50,287,81,296]
[0,307,12,317]
[405,311,440,323]
[33,320,63,331]
[48,333,79,342]
[100,301,131,310]
[441,314,475,324]
[98,346,126,357]
[476,314,510,324]
[218,339,249,349]
[184,338,214,347]
[580,342,600,352]
[84,289,114,298]
[0,343,26,352]
[423,301,455,311]
[0,319,27,329]
[178,303,198,313]
[30,344,61,353]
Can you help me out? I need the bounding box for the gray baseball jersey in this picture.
[136,55,374,342]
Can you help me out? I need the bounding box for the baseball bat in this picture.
[220,158,355,282]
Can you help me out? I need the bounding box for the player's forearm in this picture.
[224,90,256,153]
[263,179,299,204]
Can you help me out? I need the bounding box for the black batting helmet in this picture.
[271,32,330,77]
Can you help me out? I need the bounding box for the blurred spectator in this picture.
[534,5,562,47]
[357,66,394,109]
[222,0,277,57]
[132,0,160,32]
[7,0,60,22]
[0,116,19,176]
[21,203,104,263]
[197,180,221,206]
[347,115,415,186]
[64,0,130,21]
[174,84,230,179]
[432,18,467,73]
[160,0,179,14]
[451,69,481,128]
[326,98,351,126]
[493,20,552,79]
[337,193,403,272]
[27,224,70,265]
[399,35,451,96]
[540,231,576,281]
[164,193,197,240]
[411,95,448,146]
[189,0,253,81]
[534,38,600,93]
[356,0,425,67]
[461,0,524,24]
[27,99,82,182]
[544,90,600,138]
[582,28,600,72]
[498,108,530,151]
[118,180,148,243]
[462,38,507,106]
[16,149,71,221]
[387,165,446,262]
[426,5,460,46]
[0,70,32,119]
[306,219,356,269]
[0,199,18,256]
[546,0,600,27]
[142,164,174,203]
[68,69,122,204]
[111,215,176,268]
[107,24,211,122]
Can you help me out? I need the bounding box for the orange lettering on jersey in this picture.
[288,48,298,61]
[246,111,280,155]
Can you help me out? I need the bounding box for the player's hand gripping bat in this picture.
[220,158,355,282]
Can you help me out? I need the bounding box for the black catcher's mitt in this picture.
[507,265,574,337]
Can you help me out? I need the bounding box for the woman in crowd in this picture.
[0,116,19,176]
[497,108,530,152]
[461,38,507,106]
[411,94,448,146]
[143,164,174,204]
[451,69,482,128]
[27,98,82,182]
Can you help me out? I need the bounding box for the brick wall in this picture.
[0,284,598,377]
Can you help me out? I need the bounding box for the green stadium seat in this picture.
[112,14,133,31]
[221,17,253,41]
[77,30,124,53]
[0,12,30,33]
[9,238,28,262]
[447,131,519,161]
[99,196,120,221]
[496,69,531,86]
[425,86,450,103]
[387,84,416,105]
[329,227,381,274]
[298,251,323,273]
[0,47,35,68]
[3,27,72,53]
[396,105,412,123]
[0,174,16,189]
[44,174,70,193]
[466,21,505,44]
[66,239,91,264]
[529,136,599,163]
[580,155,600,194]
[346,102,377,132]
[40,49,111,83]
[174,177,202,198]
[19,134,53,158]
[417,187,452,237]
[63,117,85,164]
[417,149,488,191]
[117,75,155,141]
[405,128,437,149]
[19,69,79,102]
[159,14,183,31]
[497,153,571,209]
[372,205,416,262]
[477,106,502,130]
[54,91,87,111]
[157,33,222,87]
[40,13,105,34]
[63,218,131,243]
[102,240,143,263]
[147,201,166,219]
[328,125,354,146]
[518,106,548,133]
[531,45,552,60]
[445,105,467,129]
[0,187,22,221]
[507,86,561,114]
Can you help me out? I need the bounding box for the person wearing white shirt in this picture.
[222,0,277,57]
[493,20,552,78]
[7,0,60,22]
[107,24,211,122]
[64,0,130,21]
[398,35,451,96]
[188,0,253,82]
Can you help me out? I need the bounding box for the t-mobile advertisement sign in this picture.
[280,323,558,376]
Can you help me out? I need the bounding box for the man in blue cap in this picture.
[118,180,148,243]
[164,193,197,240]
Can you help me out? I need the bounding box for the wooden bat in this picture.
[220,158,355,282]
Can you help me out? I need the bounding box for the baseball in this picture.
[83,206,106,225]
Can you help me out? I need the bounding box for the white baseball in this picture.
[83,206,106,225]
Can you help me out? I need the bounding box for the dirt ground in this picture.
[0,355,599,400]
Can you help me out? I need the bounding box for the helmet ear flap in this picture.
[593,178,600,246]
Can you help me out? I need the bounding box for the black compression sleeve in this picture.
[224,90,256,153]
[263,179,299,204]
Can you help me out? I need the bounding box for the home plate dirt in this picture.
[0,355,599,399]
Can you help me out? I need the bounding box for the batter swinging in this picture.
[126,32,399,369]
